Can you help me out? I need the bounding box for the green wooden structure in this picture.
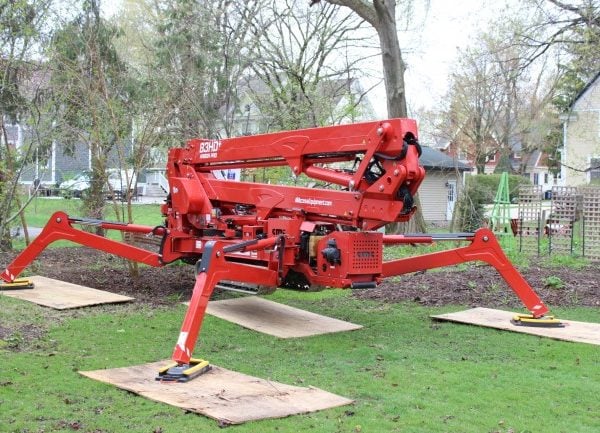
[490,172,512,237]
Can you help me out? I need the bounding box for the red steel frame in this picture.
[1,118,551,370]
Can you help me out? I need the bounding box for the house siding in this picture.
[419,171,462,223]
[563,76,600,186]
[18,137,132,186]
[2,124,51,184]
[54,142,90,183]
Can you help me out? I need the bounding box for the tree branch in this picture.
[310,0,377,27]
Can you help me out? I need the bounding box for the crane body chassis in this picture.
[1,119,558,382]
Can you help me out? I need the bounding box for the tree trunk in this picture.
[17,198,30,246]
[373,0,407,118]
[371,1,423,232]
[315,0,425,232]
[84,139,108,235]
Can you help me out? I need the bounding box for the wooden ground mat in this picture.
[432,307,600,346]
[80,361,353,425]
[1,275,133,309]
[202,296,362,338]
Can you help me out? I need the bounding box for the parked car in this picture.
[106,169,137,200]
[59,172,92,198]
[59,169,137,200]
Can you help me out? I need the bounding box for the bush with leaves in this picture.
[453,174,532,232]
[467,174,532,203]
[453,178,487,232]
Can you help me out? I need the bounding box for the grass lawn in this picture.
[3,197,599,431]
[12,197,163,249]
[1,289,599,433]
[22,197,163,227]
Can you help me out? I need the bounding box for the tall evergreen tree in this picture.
[151,0,264,142]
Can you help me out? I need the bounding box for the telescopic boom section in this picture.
[165,118,425,232]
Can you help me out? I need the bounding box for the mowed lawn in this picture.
[1,197,599,432]
[21,197,164,228]
[0,288,599,433]
[12,197,164,249]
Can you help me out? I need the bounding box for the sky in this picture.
[101,0,510,118]
[393,0,514,116]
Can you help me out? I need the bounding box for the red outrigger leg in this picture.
[382,228,549,318]
[157,238,282,382]
[1,211,163,284]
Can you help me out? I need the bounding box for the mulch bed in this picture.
[1,247,598,347]
[1,247,598,309]
[355,264,599,309]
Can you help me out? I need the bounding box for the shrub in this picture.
[544,275,565,289]
[467,173,532,203]
[452,174,532,232]
[453,180,487,232]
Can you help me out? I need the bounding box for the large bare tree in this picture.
[249,0,369,131]
[311,0,407,117]
[440,23,560,176]
[519,0,600,109]
[311,0,428,232]
[521,0,600,68]
[444,46,504,174]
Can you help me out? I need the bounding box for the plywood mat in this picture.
[2,275,133,309]
[432,307,600,345]
[81,361,353,425]
[203,296,362,338]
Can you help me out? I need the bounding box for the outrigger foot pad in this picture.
[0,278,34,290]
[156,358,211,382]
[511,313,564,328]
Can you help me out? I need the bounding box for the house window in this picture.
[533,173,539,185]
[544,173,549,183]
[591,157,600,184]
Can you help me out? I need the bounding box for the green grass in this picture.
[24,197,83,227]
[23,197,163,227]
[1,290,599,433]
[12,197,163,249]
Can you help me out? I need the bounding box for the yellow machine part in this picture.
[0,278,34,290]
[511,313,563,327]
[156,358,211,382]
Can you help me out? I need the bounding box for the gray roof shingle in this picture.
[419,146,471,171]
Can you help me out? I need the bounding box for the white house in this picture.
[418,146,472,223]
[559,72,600,186]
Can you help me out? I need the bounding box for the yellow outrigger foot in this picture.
[0,278,34,290]
[155,358,211,382]
[511,313,564,328]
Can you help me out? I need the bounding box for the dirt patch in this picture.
[1,247,196,307]
[354,264,600,309]
[0,323,47,350]
[1,247,599,310]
